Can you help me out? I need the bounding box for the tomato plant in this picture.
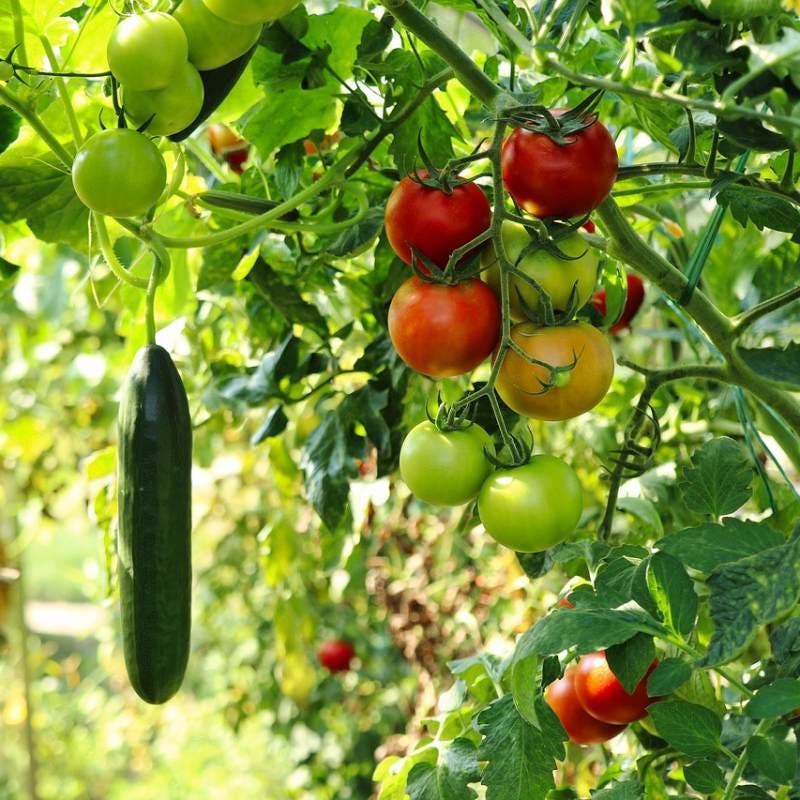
[388,277,500,378]
[501,113,618,219]
[123,62,205,137]
[318,640,355,673]
[482,221,599,318]
[172,0,262,71]
[384,174,491,269]
[574,652,660,725]
[71,129,167,218]
[495,321,615,420]
[106,12,189,92]
[477,455,583,552]
[545,667,627,745]
[399,421,493,506]
[593,274,646,333]
[203,0,300,25]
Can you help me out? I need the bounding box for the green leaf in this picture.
[647,699,722,758]
[717,185,800,234]
[595,556,639,607]
[701,536,800,667]
[656,519,784,574]
[0,105,20,154]
[328,207,386,258]
[606,633,656,694]
[407,739,479,800]
[683,760,724,794]
[645,552,697,636]
[600,0,658,26]
[717,119,794,153]
[748,735,797,784]
[476,695,564,800]
[769,617,800,677]
[514,608,664,661]
[745,678,800,719]
[197,234,249,291]
[590,779,644,799]
[510,652,539,727]
[647,658,692,697]
[250,406,288,445]
[0,254,20,296]
[678,437,753,517]
[738,343,800,390]
[615,496,664,537]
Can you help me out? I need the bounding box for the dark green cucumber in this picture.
[117,345,192,704]
[169,44,258,142]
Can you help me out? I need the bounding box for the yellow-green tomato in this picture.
[478,455,582,552]
[482,221,598,320]
[107,12,188,91]
[399,421,494,506]
[202,0,300,24]
[173,0,262,71]
[123,62,205,136]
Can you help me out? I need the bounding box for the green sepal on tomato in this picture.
[72,129,167,218]
[545,667,627,745]
[481,221,599,319]
[496,321,615,421]
[107,12,188,91]
[388,277,501,378]
[384,173,491,270]
[399,420,494,506]
[501,111,618,219]
[477,455,582,552]
[202,0,301,24]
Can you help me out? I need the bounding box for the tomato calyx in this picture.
[501,90,605,146]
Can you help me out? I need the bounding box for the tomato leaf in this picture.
[647,699,722,758]
[645,552,697,637]
[737,342,800,390]
[646,658,692,697]
[683,760,724,794]
[476,695,563,800]
[0,106,21,154]
[677,437,753,517]
[716,185,800,234]
[656,518,784,574]
[407,738,479,800]
[590,778,645,799]
[745,678,800,719]
[700,535,800,667]
[606,633,656,695]
[509,652,539,727]
[747,735,797,784]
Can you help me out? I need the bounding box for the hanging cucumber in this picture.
[117,344,192,704]
[169,44,258,142]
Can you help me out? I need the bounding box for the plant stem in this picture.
[10,0,28,67]
[39,36,83,147]
[381,0,503,108]
[733,285,800,336]
[145,262,159,345]
[721,719,771,800]
[93,214,151,289]
[0,84,72,166]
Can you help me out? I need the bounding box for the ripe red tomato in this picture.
[592,274,645,334]
[545,667,627,745]
[495,321,615,421]
[384,173,491,269]
[388,277,501,378]
[207,124,249,174]
[501,112,618,219]
[318,639,355,673]
[583,219,596,234]
[574,651,659,725]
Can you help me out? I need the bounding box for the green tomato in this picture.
[482,221,598,320]
[399,421,494,506]
[72,129,167,218]
[123,62,205,137]
[107,12,188,91]
[202,0,300,24]
[173,0,262,71]
[0,62,13,81]
[477,455,582,552]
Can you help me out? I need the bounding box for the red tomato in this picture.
[592,274,645,334]
[318,639,355,673]
[583,219,596,234]
[501,112,618,219]
[574,651,659,725]
[207,123,249,174]
[388,277,501,378]
[384,173,491,269]
[545,667,627,745]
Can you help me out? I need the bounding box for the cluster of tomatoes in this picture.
[72,1,299,218]
[390,112,641,553]
[545,635,660,745]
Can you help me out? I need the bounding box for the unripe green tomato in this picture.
[482,221,598,320]
[478,455,583,552]
[691,0,781,20]
[400,421,494,506]
[72,129,167,218]
[202,0,301,24]
[0,62,13,81]
[173,0,262,71]
[123,62,205,136]
[107,12,188,91]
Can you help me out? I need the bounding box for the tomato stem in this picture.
[39,36,83,148]
[93,215,152,290]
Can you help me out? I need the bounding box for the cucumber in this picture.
[117,345,192,704]
[169,45,257,142]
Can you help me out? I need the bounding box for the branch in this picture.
[733,285,800,337]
